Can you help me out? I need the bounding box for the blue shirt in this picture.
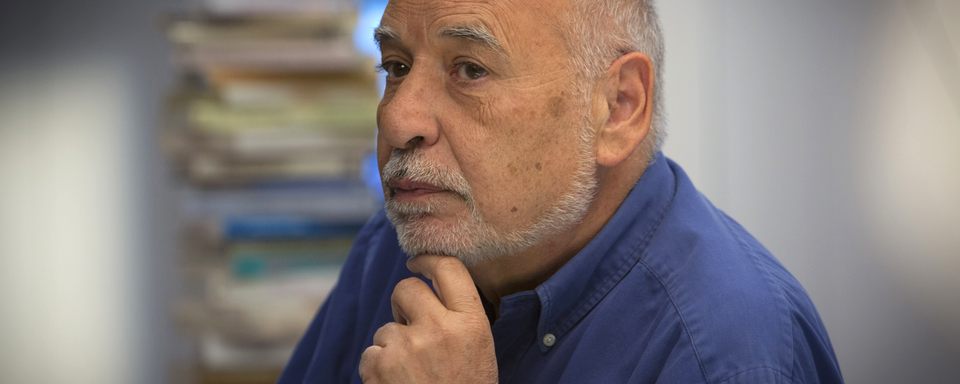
[279,155,843,384]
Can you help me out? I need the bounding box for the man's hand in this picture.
[358,255,498,384]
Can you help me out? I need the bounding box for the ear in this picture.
[595,52,655,167]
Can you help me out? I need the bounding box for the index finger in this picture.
[406,254,482,313]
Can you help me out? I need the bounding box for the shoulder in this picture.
[636,160,842,383]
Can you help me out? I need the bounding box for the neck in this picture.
[468,159,646,316]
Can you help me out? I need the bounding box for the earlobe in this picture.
[595,52,655,167]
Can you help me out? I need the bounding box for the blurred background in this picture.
[0,0,957,383]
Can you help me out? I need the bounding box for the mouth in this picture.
[388,178,447,200]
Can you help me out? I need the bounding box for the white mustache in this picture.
[381,149,473,202]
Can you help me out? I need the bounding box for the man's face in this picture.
[376,0,598,265]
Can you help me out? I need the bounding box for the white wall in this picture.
[0,58,139,384]
[659,0,960,382]
[0,1,188,383]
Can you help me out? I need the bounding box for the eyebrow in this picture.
[373,24,508,58]
[436,24,508,57]
[373,25,400,51]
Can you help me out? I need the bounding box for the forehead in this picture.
[379,0,569,55]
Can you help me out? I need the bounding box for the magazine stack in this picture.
[160,1,381,382]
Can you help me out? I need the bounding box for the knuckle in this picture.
[359,345,393,383]
[392,277,422,297]
[361,345,380,358]
[373,322,398,344]
[359,346,378,372]
[407,333,427,353]
[380,322,399,334]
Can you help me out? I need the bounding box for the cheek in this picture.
[548,96,565,119]
[466,109,582,223]
[499,95,574,165]
[376,134,392,174]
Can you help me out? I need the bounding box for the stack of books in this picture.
[160,1,382,382]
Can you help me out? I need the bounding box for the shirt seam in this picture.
[605,163,710,382]
[625,162,711,383]
[721,213,796,381]
[790,313,799,382]
[715,366,798,384]
[635,255,712,384]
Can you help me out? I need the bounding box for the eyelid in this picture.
[378,59,411,79]
[451,60,490,82]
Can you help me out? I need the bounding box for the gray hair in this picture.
[566,0,666,164]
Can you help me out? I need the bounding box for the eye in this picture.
[380,61,410,78]
[456,62,488,80]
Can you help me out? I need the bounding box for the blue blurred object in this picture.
[232,255,346,279]
[355,0,389,97]
[361,151,385,202]
[353,1,389,59]
[223,215,366,241]
[355,0,388,203]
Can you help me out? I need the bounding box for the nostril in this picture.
[405,136,425,148]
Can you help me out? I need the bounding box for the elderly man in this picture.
[279,0,843,383]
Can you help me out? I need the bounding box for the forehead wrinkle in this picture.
[436,24,509,59]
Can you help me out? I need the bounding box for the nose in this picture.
[376,65,442,151]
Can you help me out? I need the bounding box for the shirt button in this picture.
[543,333,556,347]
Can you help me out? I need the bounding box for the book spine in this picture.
[222,215,364,241]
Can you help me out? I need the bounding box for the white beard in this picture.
[381,124,598,267]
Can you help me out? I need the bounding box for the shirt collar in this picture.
[527,152,677,353]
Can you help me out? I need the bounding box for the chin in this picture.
[388,209,505,267]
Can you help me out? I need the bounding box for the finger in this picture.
[391,276,444,324]
[358,345,382,383]
[406,254,482,313]
[372,322,401,347]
